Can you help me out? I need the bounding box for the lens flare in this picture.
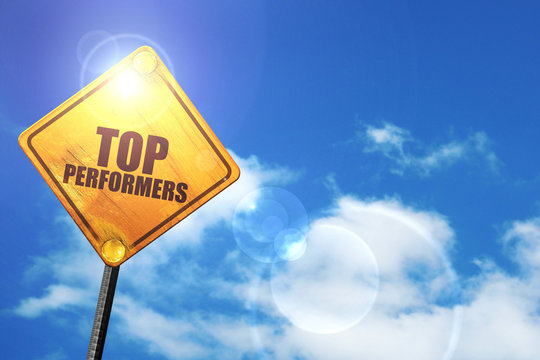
[232,187,308,263]
[270,224,379,334]
[253,205,464,360]
[114,69,140,99]
[78,35,175,130]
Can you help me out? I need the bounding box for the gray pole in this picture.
[87,264,120,360]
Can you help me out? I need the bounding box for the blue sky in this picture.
[2,1,540,359]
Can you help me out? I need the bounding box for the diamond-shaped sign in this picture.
[19,46,240,266]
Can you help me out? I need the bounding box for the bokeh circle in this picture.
[270,224,380,334]
[232,187,309,263]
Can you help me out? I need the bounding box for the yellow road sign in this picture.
[19,46,240,266]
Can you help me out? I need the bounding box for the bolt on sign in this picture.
[19,46,240,266]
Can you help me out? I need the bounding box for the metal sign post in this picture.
[87,265,120,360]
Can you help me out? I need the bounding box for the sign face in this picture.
[19,46,240,266]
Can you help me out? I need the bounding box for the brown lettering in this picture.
[142,135,169,175]
[63,164,76,183]
[75,166,86,186]
[162,180,175,201]
[96,127,119,167]
[151,179,163,199]
[134,176,152,197]
[85,167,99,188]
[121,174,135,194]
[108,172,121,192]
[98,170,110,189]
[117,131,143,172]
[175,182,188,203]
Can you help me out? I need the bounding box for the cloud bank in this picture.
[12,152,540,360]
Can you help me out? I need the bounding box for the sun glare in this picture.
[114,69,140,99]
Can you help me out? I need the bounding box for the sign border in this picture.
[25,70,234,251]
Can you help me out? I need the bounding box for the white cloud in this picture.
[13,151,540,360]
[361,122,499,176]
[114,294,279,360]
[114,296,205,359]
[454,276,540,360]
[250,197,462,360]
[366,122,411,149]
[254,203,540,360]
[502,217,540,272]
[212,198,540,360]
[12,191,462,359]
[15,284,92,318]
